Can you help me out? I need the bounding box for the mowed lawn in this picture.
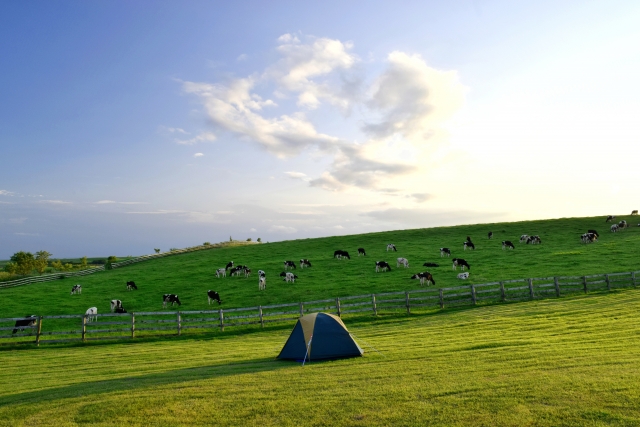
[2,215,640,318]
[2,289,640,426]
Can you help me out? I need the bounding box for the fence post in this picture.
[500,281,505,302]
[219,309,224,332]
[372,294,377,315]
[259,306,264,328]
[554,277,560,297]
[605,274,611,291]
[299,302,304,317]
[131,313,135,339]
[177,312,181,336]
[405,291,411,314]
[82,315,86,342]
[336,297,341,317]
[439,288,444,309]
[35,316,42,346]
[633,272,637,288]
[583,276,588,293]
[528,278,534,299]
[471,285,477,305]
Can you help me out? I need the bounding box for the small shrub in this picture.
[0,272,15,282]
[107,256,117,263]
[246,238,252,242]
[170,248,178,252]
[203,242,211,246]
[154,248,160,254]
[257,238,261,243]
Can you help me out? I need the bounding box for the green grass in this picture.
[2,290,640,426]
[1,215,639,318]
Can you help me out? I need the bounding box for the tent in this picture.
[277,312,363,361]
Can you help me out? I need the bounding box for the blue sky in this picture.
[1,1,639,258]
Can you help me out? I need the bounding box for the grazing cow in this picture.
[411,272,435,286]
[611,224,619,232]
[423,262,439,267]
[334,250,350,259]
[85,307,97,323]
[606,215,615,222]
[225,261,234,270]
[526,235,541,245]
[162,294,181,308]
[110,300,123,313]
[452,258,470,271]
[215,268,226,278]
[619,220,628,230]
[259,276,266,290]
[229,266,244,277]
[71,284,82,295]
[386,244,397,252]
[632,210,638,215]
[375,261,391,272]
[519,235,529,243]
[397,257,410,268]
[457,272,470,280]
[502,240,515,250]
[488,231,493,239]
[114,306,127,314]
[587,229,599,238]
[284,272,298,283]
[300,259,312,268]
[126,281,138,290]
[463,241,475,250]
[581,233,598,244]
[440,248,451,257]
[284,260,297,270]
[258,270,266,278]
[358,248,366,256]
[12,315,37,334]
[244,268,252,278]
[207,290,222,305]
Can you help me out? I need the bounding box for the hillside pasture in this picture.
[1,215,639,319]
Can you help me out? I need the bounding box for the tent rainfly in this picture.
[277,312,363,361]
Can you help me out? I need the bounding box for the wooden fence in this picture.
[2,269,638,347]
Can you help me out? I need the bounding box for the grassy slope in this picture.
[1,215,639,317]
[2,290,640,426]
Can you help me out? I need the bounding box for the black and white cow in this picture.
[386,244,397,252]
[85,307,98,323]
[423,262,439,267]
[397,257,409,268]
[411,272,435,286]
[440,248,451,257]
[611,224,619,232]
[581,233,598,244]
[452,258,470,271]
[606,215,616,222]
[229,266,244,277]
[375,261,391,272]
[258,270,266,278]
[284,260,297,270]
[488,231,493,239]
[519,235,529,243]
[126,281,138,290]
[587,229,599,238]
[110,300,123,313]
[526,235,541,245]
[244,268,252,278]
[632,210,638,215]
[284,272,298,283]
[225,261,234,270]
[334,250,350,259]
[259,276,266,290]
[358,248,366,256]
[300,259,312,268]
[12,315,37,334]
[215,268,226,278]
[71,284,82,295]
[114,306,127,314]
[457,272,470,279]
[463,241,475,250]
[619,220,628,230]
[502,240,515,250]
[162,294,181,308]
[207,290,222,305]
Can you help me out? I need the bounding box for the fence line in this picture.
[2,269,639,347]
[0,241,257,289]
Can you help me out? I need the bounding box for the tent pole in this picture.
[302,335,313,366]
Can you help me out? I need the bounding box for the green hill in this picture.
[1,215,639,317]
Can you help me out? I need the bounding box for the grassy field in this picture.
[1,215,639,318]
[2,289,640,426]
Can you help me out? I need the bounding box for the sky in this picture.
[1,0,639,259]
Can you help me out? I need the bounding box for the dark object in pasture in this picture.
[163,294,181,308]
[632,210,638,215]
[452,258,470,271]
[70,284,82,295]
[229,266,244,277]
[279,271,287,277]
[587,229,599,238]
[411,272,435,286]
[440,248,451,257]
[606,215,615,222]
[283,272,298,283]
[244,267,252,278]
[110,300,123,313]
[284,260,297,270]
[126,281,138,290]
[225,261,234,270]
[466,236,472,242]
[334,250,350,259]
[488,231,493,239]
[358,247,366,256]
[375,261,391,272]
[386,244,397,252]
[12,315,37,334]
[463,241,475,250]
[114,306,127,314]
[581,233,598,244]
[258,276,266,290]
[258,270,266,277]
[207,290,222,305]
[619,220,628,230]
[300,259,312,268]
[526,235,542,245]
[502,241,515,250]
[423,262,439,267]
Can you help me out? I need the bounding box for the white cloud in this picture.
[39,200,72,205]
[250,228,257,232]
[237,54,248,61]
[94,200,147,205]
[194,153,204,158]
[176,132,216,145]
[159,126,189,135]
[285,171,310,181]
[269,225,297,234]
[0,190,14,196]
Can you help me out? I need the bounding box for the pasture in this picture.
[2,289,640,426]
[2,215,639,318]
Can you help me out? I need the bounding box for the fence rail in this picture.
[1,269,638,347]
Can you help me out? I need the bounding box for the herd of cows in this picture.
[10,212,639,334]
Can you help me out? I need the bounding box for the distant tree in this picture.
[80,256,88,268]
[229,236,232,242]
[170,248,178,252]
[34,251,52,275]
[51,260,64,271]
[203,242,211,246]
[257,238,261,243]
[3,262,17,274]
[10,251,35,276]
[64,263,73,271]
[107,256,118,263]
[154,248,160,253]
[246,238,252,242]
